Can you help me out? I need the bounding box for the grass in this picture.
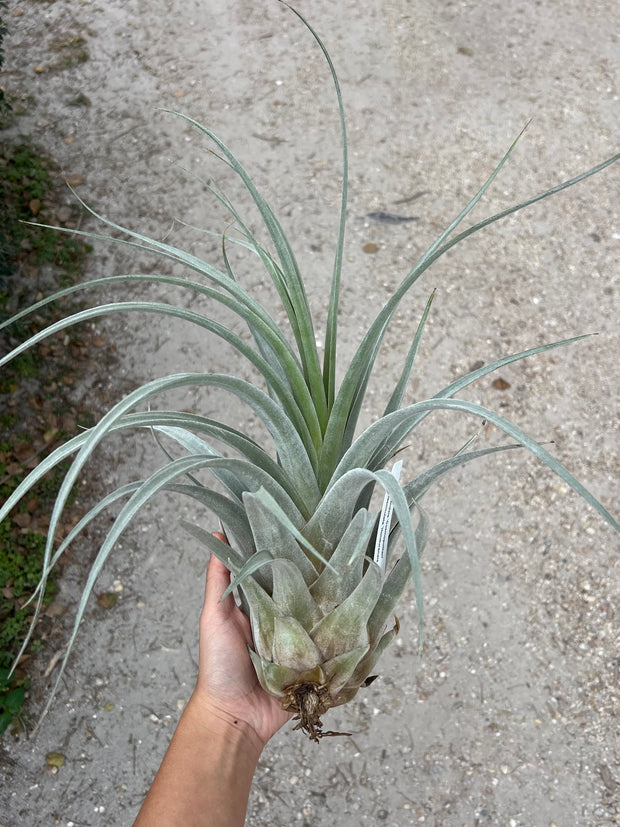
[0,139,92,734]
[0,142,90,289]
[0,442,72,734]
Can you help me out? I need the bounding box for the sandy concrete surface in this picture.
[1,1,619,825]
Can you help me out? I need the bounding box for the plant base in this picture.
[281,681,351,742]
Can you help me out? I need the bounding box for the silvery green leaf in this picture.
[311,562,382,660]
[322,645,370,695]
[272,617,322,672]
[243,493,318,585]
[309,509,374,613]
[270,560,323,631]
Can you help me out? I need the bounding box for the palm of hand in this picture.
[196,553,292,746]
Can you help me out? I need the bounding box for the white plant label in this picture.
[373,460,403,574]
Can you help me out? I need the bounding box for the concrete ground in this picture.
[1,1,618,825]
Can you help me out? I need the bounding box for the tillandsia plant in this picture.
[1,6,619,741]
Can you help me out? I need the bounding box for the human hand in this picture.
[190,534,292,748]
[134,536,289,826]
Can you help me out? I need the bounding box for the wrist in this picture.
[184,690,265,759]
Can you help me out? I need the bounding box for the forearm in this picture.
[133,695,263,827]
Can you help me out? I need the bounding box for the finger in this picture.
[204,553,234,612]
[203,529,236,617]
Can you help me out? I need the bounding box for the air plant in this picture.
[1,6,618,740]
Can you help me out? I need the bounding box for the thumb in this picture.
[203,534,235,615]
